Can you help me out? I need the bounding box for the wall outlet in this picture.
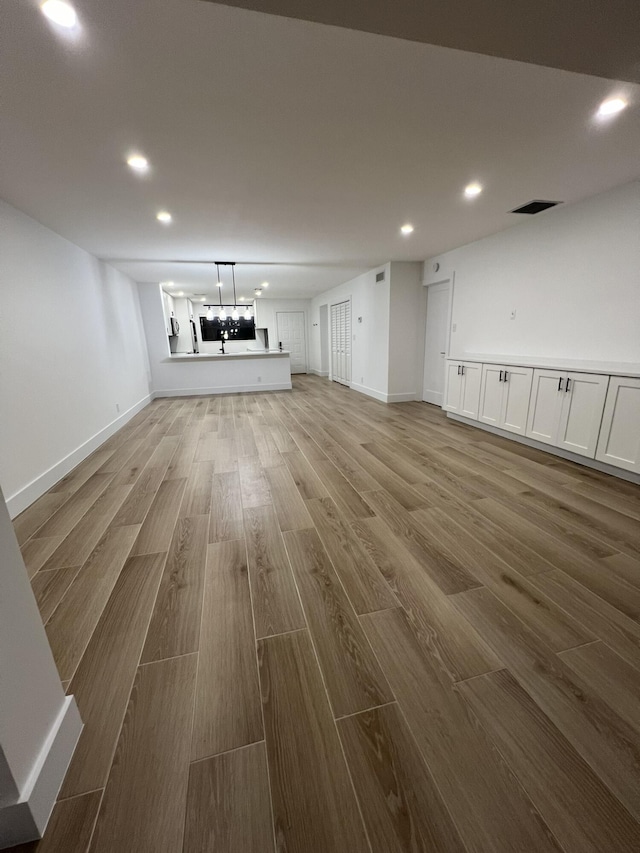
[115,403,120,413]
[257,376,262,382]
[510,309,517,320]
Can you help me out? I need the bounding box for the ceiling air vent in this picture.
[375,271,386,282]
[511,200,562,214]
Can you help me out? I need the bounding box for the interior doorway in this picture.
[330,300,351,386]
[422,280,451,405]
[276,311,307,373]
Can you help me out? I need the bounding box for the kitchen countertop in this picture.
[163,350,290,363]
[450,354,640,378]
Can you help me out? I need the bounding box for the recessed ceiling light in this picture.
[400,224,414,235]
[464,182,483,198]
[597,97,628,117]
[262,281,270,288]
[40,0,77,28]
[176,291,184,296]
[254,288,262,296]
[156,211,172,224]
[127,154,149,173]
[200,297,206,302]
[239,296,245,301]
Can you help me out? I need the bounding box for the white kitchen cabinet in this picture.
[479,364,533,435]
[526,369,564,446]
[526,369,608,458]
[556,372,608,457]
[443,361,481,419]
[596,376,640,473]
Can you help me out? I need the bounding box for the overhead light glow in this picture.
[254,288,262,297]
[219,307,227,321]
[200,297,206,302]
[161,281,174,287]
[41,0,77,28]
[244,306,252,321]
[239,296,245,301]
[127,154,149,173]
[206,306,214,321]
[232,307,239,321]
[156,211,172,224]
[464,182,483,198]
[597,97,627,117]
[176,291,184,296]
[400,224,414,235]
[216,280,223,288]
[262,281,270,288]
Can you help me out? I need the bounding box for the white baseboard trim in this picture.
[309,369,329,377]
[349,382,388,402]
[349,383,417,404]
[0,696,83,849]
[7,395,153,519]
[387,392,419,403]
[447,413,640,485]
[152,381,292,398]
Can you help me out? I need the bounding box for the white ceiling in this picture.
[1,0,639,299]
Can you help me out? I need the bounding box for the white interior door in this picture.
[276,312,307,374]
[422,282,450,405]
[330,300,351,385]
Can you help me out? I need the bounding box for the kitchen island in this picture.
[153,349,292,397]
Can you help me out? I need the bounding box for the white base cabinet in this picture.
[526,369,608,459]
[479,364,532,435]
[596,376,640,473]
[443,361,481,419]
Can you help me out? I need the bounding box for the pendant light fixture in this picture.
[231,265,239,321]
[216,264,226,321]
[206,305,214,321]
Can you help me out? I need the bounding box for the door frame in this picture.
[329,297,352,386]
[422,274,455,406]
[276,310,309,374]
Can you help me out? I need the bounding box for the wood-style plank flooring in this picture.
[10,375,640,852]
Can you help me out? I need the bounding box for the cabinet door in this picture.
[500,366,533,435]
[556,372,608,458]
[443,362,463,412]
[460,362,482,420]
[526,369,564,446]
[596,376,640,473]
[478,365,504,427]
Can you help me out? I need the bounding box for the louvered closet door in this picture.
[330,300,351,386]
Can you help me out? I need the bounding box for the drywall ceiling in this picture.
[1,0,639,298]
[211,0,640,84]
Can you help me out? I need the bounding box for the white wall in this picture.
[0,201,152,517]
[0,485,82,845]
[425,181,640,365]
[387,262,425,400]
[310,265,391,399]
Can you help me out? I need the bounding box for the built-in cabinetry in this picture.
[596,376,640,473]
[444,358,639,478]
[526,370,608,458]
[443,361,481,418]
[478,364,533,435]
